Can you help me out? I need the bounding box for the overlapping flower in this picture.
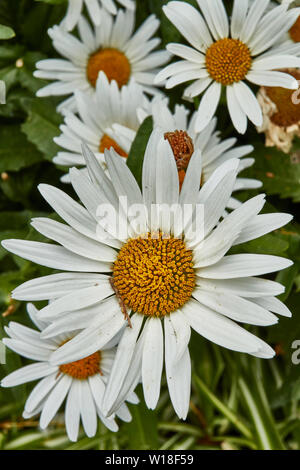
[1,0,297,443]
[2,133,293,420]
[34,7,170,113]
[155,0,300,133]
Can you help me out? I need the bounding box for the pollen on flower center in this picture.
[59,351,102,380]
[265,69,300,127]
[205,38,252,86]
[99,134,128,158]
[112,232,196,317]
[87,48,131,88]
[289,15,300,42]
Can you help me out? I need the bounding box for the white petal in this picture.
[167,43,205,63]
[234,213,293,245]
[1,363,55,387]
[142,317,164,409]
[226,85,247,134]
[25,373,60,414]
[104,329,145,416]
[40,375,72,429]
[1,239,111,272]
[192,289,278,326]
[64,0,83,31]
[231,0,249,39]
[250,296,292,317]
[233,82,262,127]
[49,299,126,365]
[252,55,300,71]
[193,195,266,267]
[31,218,117,262]
[183,299,274,357]
[240,0,270,44]
[198,254,293,279]
[37,283,113,320]
[65,380,81,442]
[102,314,143,416]
[164,316,191,419]
[195,82,221,132]
[163,2,213,52]
[246,71,298,89]
[195,277,285,298]
[13,273,108,301]
[179,150,202,206]
[79,380,97,438]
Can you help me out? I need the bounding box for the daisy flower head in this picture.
[257,68,300,152]
[63,0,135,32]
[155,0,300,134]
[53,72,151,182]
[1,304,138,442]
[34,8,170,114]
[138,97,261,206]
[1,130,293,419]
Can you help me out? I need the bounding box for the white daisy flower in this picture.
[1,303,138,442]
[63,0,135,32]
[155,0,300,134]
[1,131,293,418]
[137,97,261,210]
[53,72,151,182]
[34,9,170,113]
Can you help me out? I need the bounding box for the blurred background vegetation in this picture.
[0,0,299,450]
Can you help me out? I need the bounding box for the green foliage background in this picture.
[0,0,299,450]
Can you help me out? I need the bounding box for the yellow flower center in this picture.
[265,69,300,127]
[112,232,195,317]
[87,48,131,88]
[99,133,128,158]
[59,351,102,380]
[206,38,252,85]
[289,15,300,42]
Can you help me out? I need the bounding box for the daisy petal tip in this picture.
[1,239,14,251]
[290,79,299,90]
[154,73,163,85]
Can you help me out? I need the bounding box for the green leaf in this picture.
[0,271,25,303]
[0,125,43,172]
[0,164,40,204]
[21,97,62,161]
[231,233,289,256]
[0,65,18,93]
[0,211,32,261]
[239,367,285,450]
[268,292,300,351]
[0,44,24,66]
[122,393,159,449]
[17,52,48,93]
[245,142,300,203]
[271,375,300,408]
[194,374,253,440]
[126,116,153,188]
[276,265,299,302]
[149,0,183,46]
[0,24,15,39]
